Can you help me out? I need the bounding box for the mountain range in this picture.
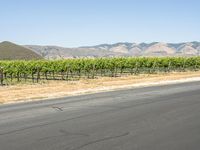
[26,42,200,59]
[1,41,200,60]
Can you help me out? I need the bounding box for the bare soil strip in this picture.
[1,71,200,104]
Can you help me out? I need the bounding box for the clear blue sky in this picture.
[1,0,200,47]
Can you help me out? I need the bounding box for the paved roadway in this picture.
[0,81,200,150]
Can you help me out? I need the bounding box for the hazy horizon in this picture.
[1,40,200,48]
[1,0,200,47]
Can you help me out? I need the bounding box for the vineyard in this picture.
[0,57,200,85]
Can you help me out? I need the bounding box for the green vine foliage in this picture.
[0,57,199,84]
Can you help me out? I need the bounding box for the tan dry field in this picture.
[0,71,200,104]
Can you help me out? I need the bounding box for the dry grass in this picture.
[1,71,200,104]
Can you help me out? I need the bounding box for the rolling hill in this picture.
[1,41,200,60]
[0,41,42,60]
[26,42,200,59]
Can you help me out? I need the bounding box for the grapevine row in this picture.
[0,57,200,85]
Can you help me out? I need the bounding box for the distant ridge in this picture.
[26,42,200,59]
[0,41,42,60]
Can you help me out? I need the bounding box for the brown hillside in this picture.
[0,41,42,60]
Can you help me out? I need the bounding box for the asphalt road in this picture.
[0,81,200,150]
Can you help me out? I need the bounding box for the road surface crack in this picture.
[67,132,129,150]
[52,106,63,111]
[38,129,89,142]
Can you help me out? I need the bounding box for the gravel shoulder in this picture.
[1,71,200,104]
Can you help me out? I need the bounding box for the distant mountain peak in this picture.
[26,41,200,59]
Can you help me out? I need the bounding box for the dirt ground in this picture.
[0,71,200,104]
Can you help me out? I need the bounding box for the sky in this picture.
[0,0,200,47]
